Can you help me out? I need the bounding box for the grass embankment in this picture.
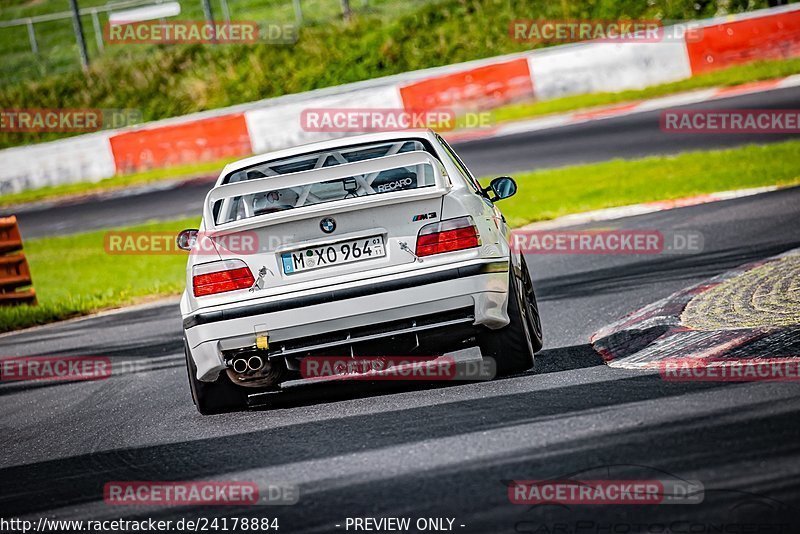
[0,0,431,85]
[3,140,799,333]
[0,0,762,149]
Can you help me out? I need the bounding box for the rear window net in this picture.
[204,150,448,231]
[217,162,435,224]
[224,140,430,184]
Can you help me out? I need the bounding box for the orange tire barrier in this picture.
[0,216,37,306]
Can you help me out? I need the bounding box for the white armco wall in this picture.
[527,40,693,100]
[0,133,116,195]
[1,4,799,196]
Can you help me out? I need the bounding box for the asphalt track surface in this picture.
[7,84,800,239]
[2,186,800,532]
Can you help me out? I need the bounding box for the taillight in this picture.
[192,259,255,297]
[416,216,480,257]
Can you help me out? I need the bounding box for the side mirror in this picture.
[484,176,517,202]
[176,229,199,251]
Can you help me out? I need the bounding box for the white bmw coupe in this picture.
[179,130,542,414]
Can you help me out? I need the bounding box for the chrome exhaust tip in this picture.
[232,358,248,374]
[247,355,264,372]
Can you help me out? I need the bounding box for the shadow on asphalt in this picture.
[0,342,603,400]
[0,359,749,518]
[533,344,604,374]
[245,344,604,411]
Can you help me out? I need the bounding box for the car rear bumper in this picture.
[183,258,510,381]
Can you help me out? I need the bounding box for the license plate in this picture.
[281,235,386,275]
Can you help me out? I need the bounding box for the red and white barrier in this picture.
[0,133,115,195]
[109,113,252,174]
[398,5,800,108]
[1,4,798,196]
[244,85,403,154]
[688,6,800,74]
[399,58,534,112]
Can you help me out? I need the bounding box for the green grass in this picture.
[490,57,800,124]
[0,0,434,85]
[0,218,196,332]
[3,140,799,333]
[488,140,800,228]
[1,0,769,149]
[0,156,240,207]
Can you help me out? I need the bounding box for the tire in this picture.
[184,339,248,415]
[520,256,544,354]
[478,257,543,376]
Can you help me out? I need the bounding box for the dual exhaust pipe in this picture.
[231,355,264,374]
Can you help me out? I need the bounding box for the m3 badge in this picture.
[412,212,437,222]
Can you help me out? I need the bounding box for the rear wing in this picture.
[203,151,450,234]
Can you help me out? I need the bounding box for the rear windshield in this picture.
[215,140,438,225]
[223,139,435,184]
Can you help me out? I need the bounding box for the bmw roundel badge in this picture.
[320,217,336,234]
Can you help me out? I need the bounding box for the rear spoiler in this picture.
[203,151,450,234]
